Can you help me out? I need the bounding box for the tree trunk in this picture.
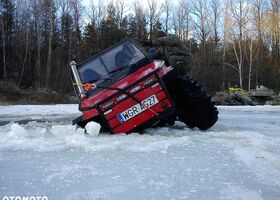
[232,39,243,89]
[46,6,53,89]
[222,37,226,90]
[18,30,30,87]
[238,40,243,89]
[36,20,41,88]
[248,40,253,90]
[1,20,7,80]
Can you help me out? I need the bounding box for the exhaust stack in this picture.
[70,61,85,98]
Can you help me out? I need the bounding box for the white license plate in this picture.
[117,95,159,123]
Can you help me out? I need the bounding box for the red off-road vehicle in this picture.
[71,39,218,134]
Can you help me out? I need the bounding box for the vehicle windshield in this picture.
[77,40,147,83]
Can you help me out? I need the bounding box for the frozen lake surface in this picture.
[0,105,280,200]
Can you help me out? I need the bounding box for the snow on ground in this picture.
[0,105,279,200]
[0,104,80,124]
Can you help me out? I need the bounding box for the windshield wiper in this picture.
[108,66,128,75]
[87,66,128,84]
[86,76,113,83]
[86,78,99,83]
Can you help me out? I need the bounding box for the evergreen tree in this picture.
[127,12,147,42]
[82,22,97,58]
[99,2,127,49]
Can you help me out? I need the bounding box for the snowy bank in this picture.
[0,105,280,200]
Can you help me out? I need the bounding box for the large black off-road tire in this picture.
[164,74,218,130]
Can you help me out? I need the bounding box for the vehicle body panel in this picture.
[71,39,175,133]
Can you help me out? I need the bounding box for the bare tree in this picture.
[131,0,147,41]
[191,0,211,78]
[268,0,280,65]
[60,0,72,62]
[88,0,105,27]
[147,0,163,40]
[222,0,232,90]
[191,0,211,45]
[87,0,105,52]
[30,0,44,88]
[246,39,257,90]
[0,0,14,80]
[0,13,7,80]
[45,0,54,89]
[244,25,258,90]
[70,0,84,47]
[228,0,250,89]
[173,0,191,41]
[162,0,173,34]
[209,0,221,48]
[115,0,129,29]
[252,0,266,86]
[71,0,83,28]
[14,0,31,87]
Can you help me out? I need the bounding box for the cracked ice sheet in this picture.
[0,105,279,200]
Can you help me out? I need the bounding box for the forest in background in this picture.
[1,0,280,95]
